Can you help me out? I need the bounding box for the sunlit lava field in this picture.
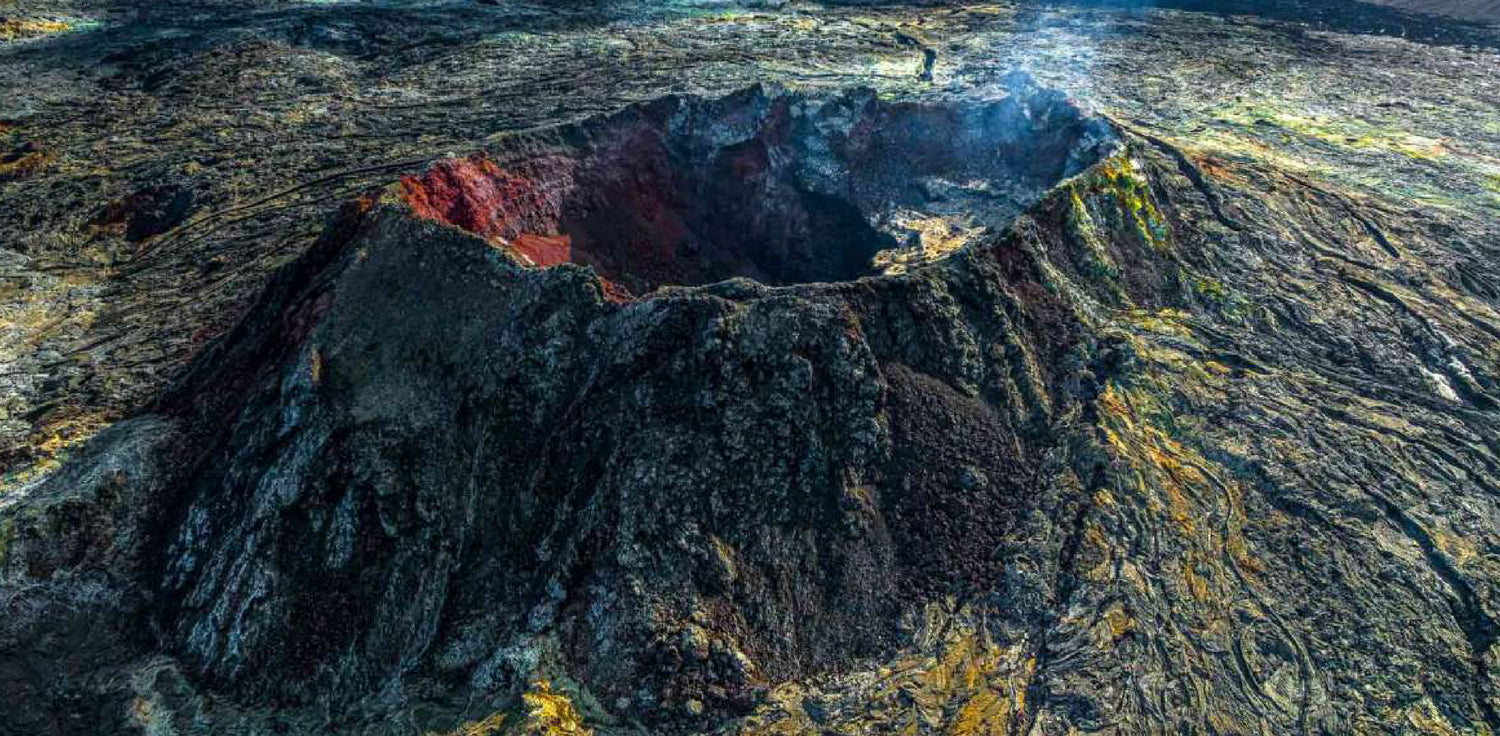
[2,2,1499,734]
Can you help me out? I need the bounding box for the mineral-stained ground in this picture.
[1,1,1499,734]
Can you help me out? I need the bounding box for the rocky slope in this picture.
[3,2,1500,735]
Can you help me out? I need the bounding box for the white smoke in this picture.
[986,2,1159,107]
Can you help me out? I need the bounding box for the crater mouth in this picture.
[397,80,1118,299]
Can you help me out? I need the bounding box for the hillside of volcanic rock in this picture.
[2,66,1500,736]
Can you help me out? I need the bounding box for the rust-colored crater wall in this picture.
[393,84,1116,299]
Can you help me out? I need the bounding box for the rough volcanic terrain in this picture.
[2,1,1500,735]
[1358,0,1500,24]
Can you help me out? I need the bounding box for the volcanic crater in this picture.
[394,82,1118,298]
[124,80,1131,730]
[6,2,1500,735]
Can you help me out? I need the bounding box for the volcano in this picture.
[2,2,1500,735]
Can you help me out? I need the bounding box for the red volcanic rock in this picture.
[510,232,573,268]
[399,155,558,240]
[397,154,574,253]
[396,153,649,300]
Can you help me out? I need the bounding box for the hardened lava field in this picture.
[2,2,1500,735]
